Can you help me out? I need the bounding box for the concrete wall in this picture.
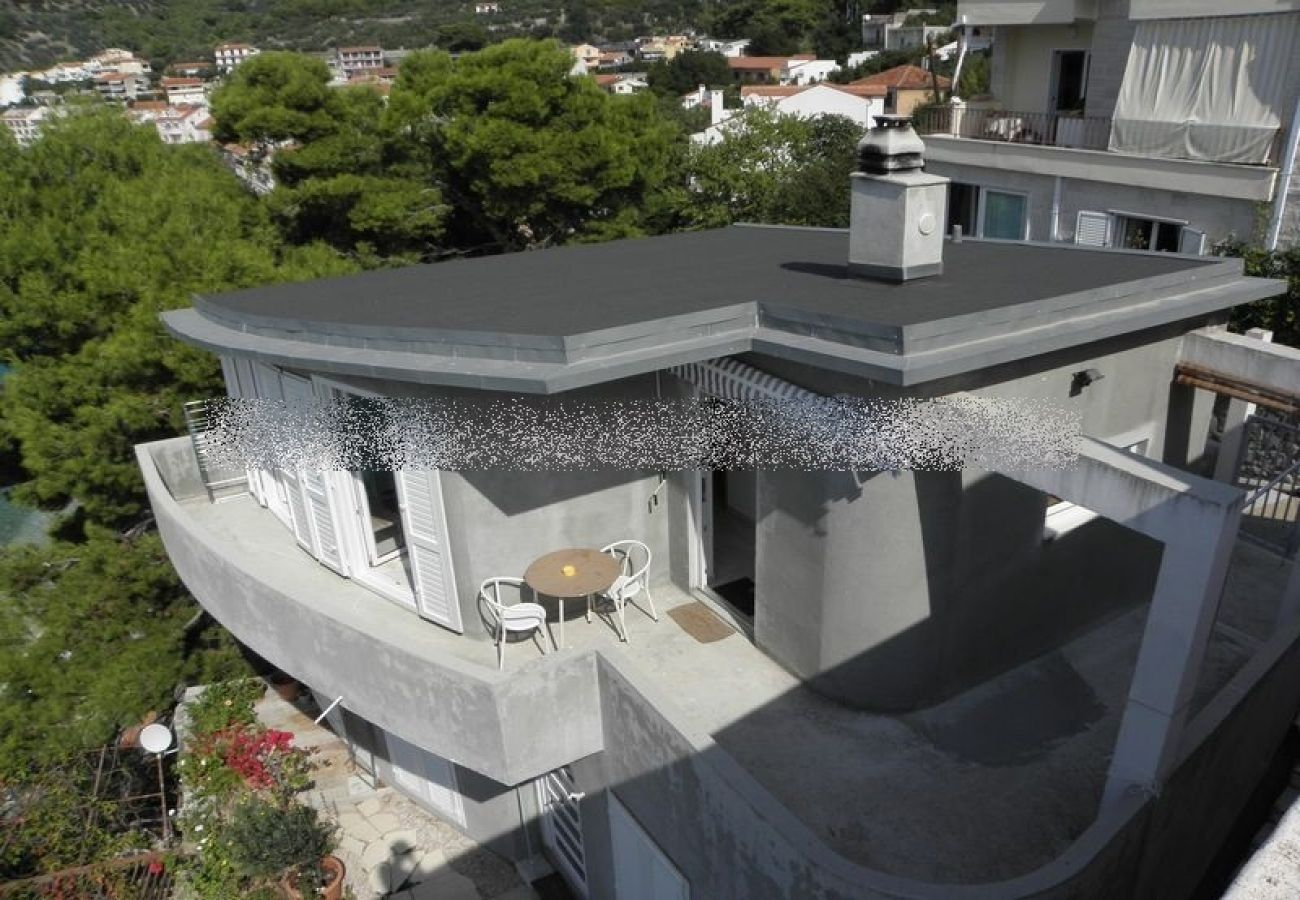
[744,326,1215,709]
[573,618,1300,900]
[1084,0,1137,120]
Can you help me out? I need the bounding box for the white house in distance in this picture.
[161,77,209,107]
[2,106,50,147]
[336,46,385,77]
[916,0,1300,251]
[215,43,260,73]
[727,54,839,86]
[129,101,214,145]
[692,83,883,144]
[474,1,500,13]
[695,37,751,57]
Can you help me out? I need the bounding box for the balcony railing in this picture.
[916,106,1113,153]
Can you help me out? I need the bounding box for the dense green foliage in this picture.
[0,107,355,528]
[0,535,250,773]
[1218,241,1300,347]
[671,109,860,229]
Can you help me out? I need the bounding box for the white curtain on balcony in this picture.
[1108,12,1300,165]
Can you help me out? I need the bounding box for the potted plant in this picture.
[269,671,302,703]
[224,796,341,899]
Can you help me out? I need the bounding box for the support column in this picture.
[1102,496,1242,807]
[1212,328,1274,483]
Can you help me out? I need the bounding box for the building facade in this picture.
[917,0,1300,251]
[138,129,1300,898]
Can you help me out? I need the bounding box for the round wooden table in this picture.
[524,548,619,648]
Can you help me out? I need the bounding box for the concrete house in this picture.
[917,0,1300,251]
[138,122,1300,898]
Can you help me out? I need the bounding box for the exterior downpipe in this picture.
[1266,94,1300,251]
[1051,175,1063,242]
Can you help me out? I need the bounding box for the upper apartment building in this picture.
[916,0,1300,252]
[336,45,386,77]
[215,42,260,73]
[2,106,50,147]
[137,123,1300,898]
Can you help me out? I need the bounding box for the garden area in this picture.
[175,679,348,900]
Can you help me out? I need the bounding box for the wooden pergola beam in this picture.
[1174,362,1300,415]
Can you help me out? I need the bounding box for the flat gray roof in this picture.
[165,225,1285,392]
[201,225,1215,333]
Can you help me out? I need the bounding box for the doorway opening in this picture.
[700,470,757,623]
[1050,49,1089,113]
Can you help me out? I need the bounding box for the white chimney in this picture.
[848,115,948,282]
[710,89,725,127]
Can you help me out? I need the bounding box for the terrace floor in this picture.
[185,493,1294,883]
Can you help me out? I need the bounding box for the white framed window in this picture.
[1075,209,1206,254]
[947,183,1029,241]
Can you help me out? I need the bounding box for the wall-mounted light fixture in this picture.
[1070,368,1105,397]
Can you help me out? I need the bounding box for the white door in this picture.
[537,768,588,899]
[385,732,465,826]
[608,795,689,900]
[396,470,462,632]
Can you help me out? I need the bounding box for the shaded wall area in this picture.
[743,325,1211,710]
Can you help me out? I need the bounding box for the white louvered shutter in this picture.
[278,468,315,553]
[302,471,347,574]
[277,373,328,558]
[396,470,462,632]
[219,357,267,506]
[1074,210,1111,247]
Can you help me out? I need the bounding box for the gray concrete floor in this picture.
[189,494,1293,884]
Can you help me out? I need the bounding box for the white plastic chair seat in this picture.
[498,602,548,632]
[481,576,553,669]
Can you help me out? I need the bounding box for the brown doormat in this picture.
[668,602,735,644]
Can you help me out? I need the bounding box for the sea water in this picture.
[0,361,49,547]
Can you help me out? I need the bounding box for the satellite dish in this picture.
[139,723,173,754]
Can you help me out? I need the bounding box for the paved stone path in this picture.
[255,691,537,900]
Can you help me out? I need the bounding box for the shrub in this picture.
[183,679,266,739]
[225,797,334,881]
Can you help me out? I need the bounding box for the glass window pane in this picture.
[982,191,1026,240]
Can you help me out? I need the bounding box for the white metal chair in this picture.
[480,577,552,670]
[589,540,657,643]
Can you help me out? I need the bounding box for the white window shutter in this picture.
[1075,210,1111,247]
[302,471,347,574]
[1179,226,1206,255]
[396,470,462,632]
[220,357,268,506]
[278,468,316,553]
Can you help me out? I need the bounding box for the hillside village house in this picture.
[336,46,385,77]
[692,82,885,144]
[917,0,1300,251]
[727,54,839,85]
[1,106,50,147]
[137,119,1300,898]
[161,77,208,107]
[852,64,950,117]
[214,42,260,73]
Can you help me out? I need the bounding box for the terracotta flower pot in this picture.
[269,672,301,703]
[279,856,345,900]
